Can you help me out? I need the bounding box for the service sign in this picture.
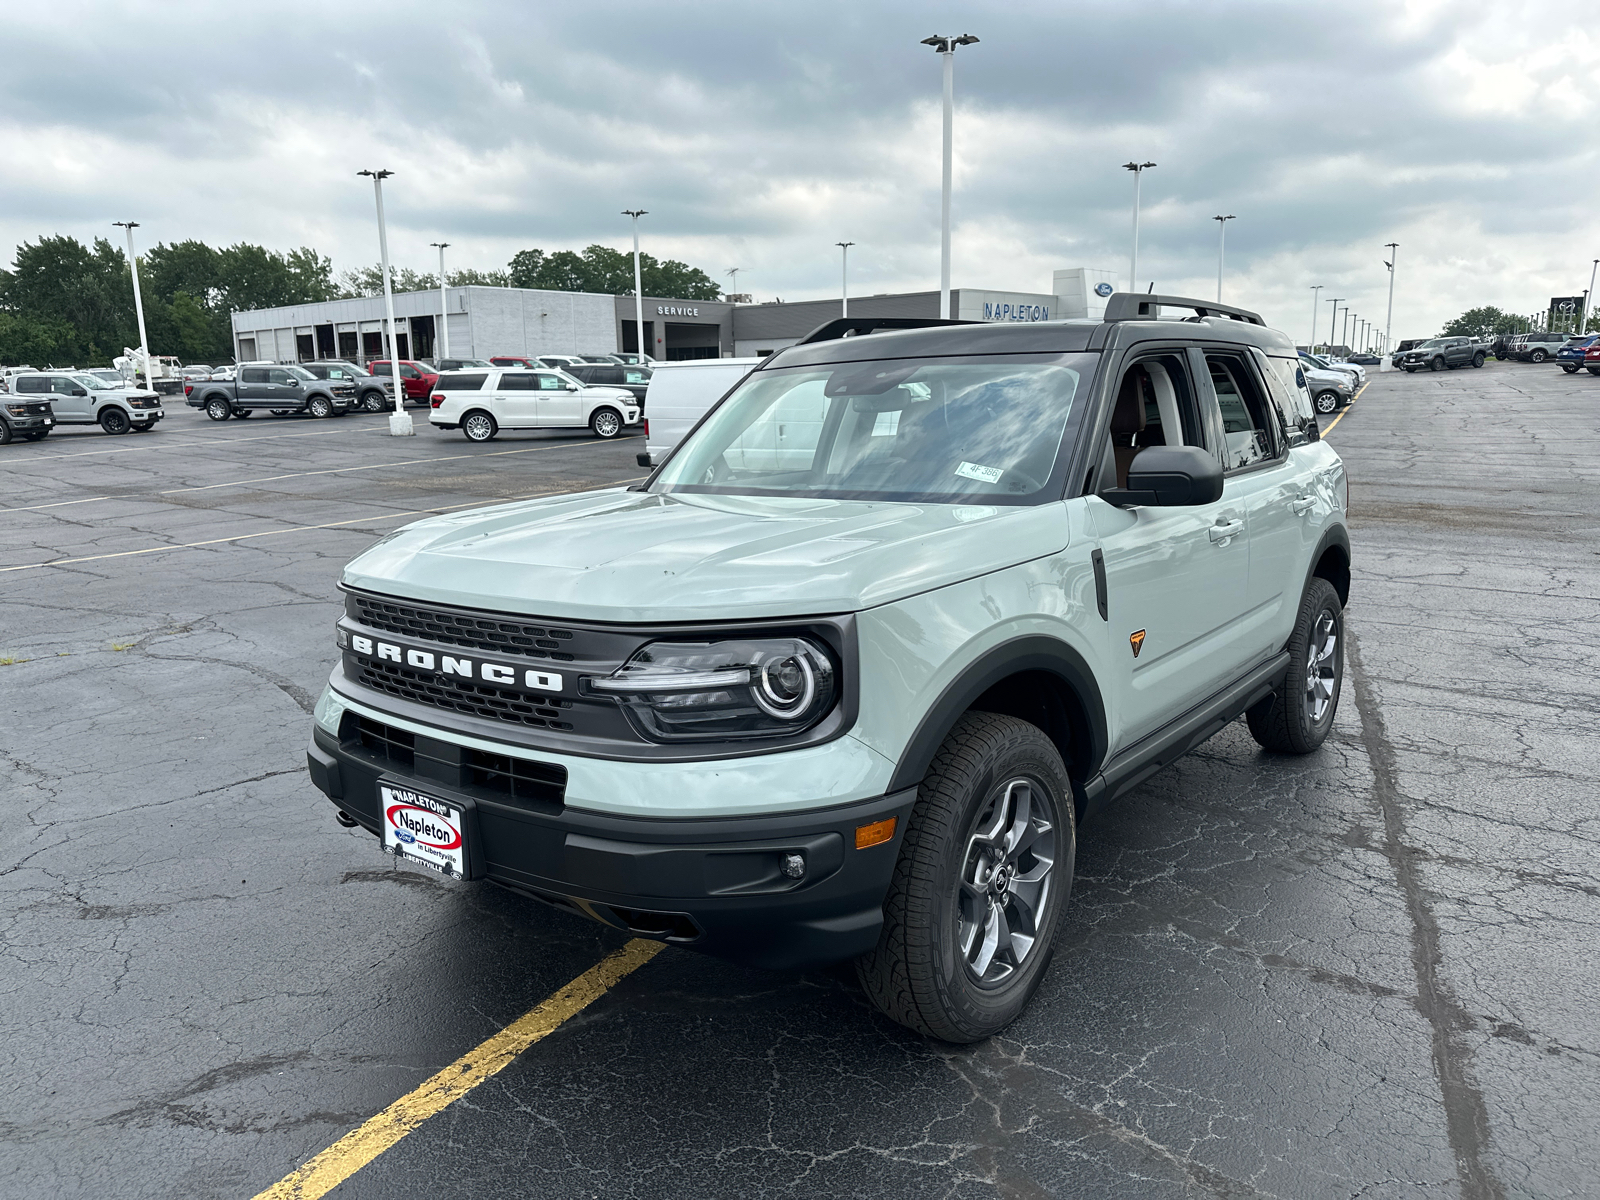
[380,784,466,877]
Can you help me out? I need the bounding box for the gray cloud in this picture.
[3,0,1598,338]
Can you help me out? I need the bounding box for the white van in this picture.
[429,367,638,442]
[639,358,761,467]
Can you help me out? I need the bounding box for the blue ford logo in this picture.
[1095,282,1114,297]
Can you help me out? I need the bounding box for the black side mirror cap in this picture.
[1101,445,1224,508]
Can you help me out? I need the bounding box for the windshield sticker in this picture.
[955,461,1004,484]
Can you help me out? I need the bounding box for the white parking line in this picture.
[9,421,386,462]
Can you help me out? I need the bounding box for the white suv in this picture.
[428,367,640,441]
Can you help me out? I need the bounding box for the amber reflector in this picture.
[855,817,897,850]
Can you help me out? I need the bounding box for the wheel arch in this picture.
[886,636,1108,803]
[1307,523,1351,607]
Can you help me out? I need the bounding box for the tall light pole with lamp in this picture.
[836,241,855,317]
[1124,161,1157,294]
[1383,243,1399,363]
[1582,259,1599,334]
[725,267,741,298]
[921,34,978,319]
[358,169,411,435]
[623,210,649,361]
[111,222,152,387]
[1213,215,1235,302]
[429,241,450,359]
[1342,309,1352,356]
[1326,298,1344,356]
[1310,285,1323,351]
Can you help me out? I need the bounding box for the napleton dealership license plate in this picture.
[379,783,467,877]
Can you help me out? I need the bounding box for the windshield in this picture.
[287,366,316,381]
[72,373,111,390]
[1421,339,1446,348]
[652,354,1089,505]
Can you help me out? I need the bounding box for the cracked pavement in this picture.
[2,366,1596,1199]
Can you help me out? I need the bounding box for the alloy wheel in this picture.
[592,409,621,438]
[464,412,495,441]
[1304,609,1339,725]
[957,778,1057,988]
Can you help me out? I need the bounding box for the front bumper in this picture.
[4,414,53,431]
[307,724,914,970]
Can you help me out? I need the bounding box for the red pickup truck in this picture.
[367,360,439,404]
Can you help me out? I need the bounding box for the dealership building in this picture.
[228,266,1119,365]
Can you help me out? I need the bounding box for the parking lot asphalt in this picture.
[2,366,1596,1200]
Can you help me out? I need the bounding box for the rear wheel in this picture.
[1313,390,1340,414]
[1247,577,1344,755]
[1531,349,1548,363]
[307,396,333,418]
[857,712,1073,1043]
[462,410,497,442]
[1472,353,1486,368]
[205,398,230,421]
[1562,364,1578,374]
[589,407,622,438]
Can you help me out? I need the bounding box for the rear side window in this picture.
[436,373,487,391]
[1204,354,1277,471]
[14,376,47,393]
[1255,351,1318,448]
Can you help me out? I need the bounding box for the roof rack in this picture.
[796,316,979,346]
[1102,293,1265,326]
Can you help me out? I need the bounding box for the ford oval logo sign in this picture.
[1095,282,1114,297]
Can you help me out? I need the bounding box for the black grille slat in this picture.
[357,660,576,730]
[354,596,576,659]
[343,713,415,769]
[463,748,566,811]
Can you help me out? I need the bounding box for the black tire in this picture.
[234,407,252,418]
[1246,577,1344,755]
[1429,357,1445,372]
[24,431,49,441]
[1472,353,1485,368]
[1562,364,1578,374]
[1531,349,1547,363]
[857,712,1074,1043]
[307,395,333,418]
[590,407,623,439]
[0,420,11,446]
[1589,367,1600,376]
[270,409,289,415]
[363,391,388,413]
[1313,390,1340,414]
[462,410,497,442]
[99,409,131,434]
[205,397,230,421]
[131,423,152,432]
[1403,366,1416,373]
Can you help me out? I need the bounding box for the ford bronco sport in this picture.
[307,294,1351,1042]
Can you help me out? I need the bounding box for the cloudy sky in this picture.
[5,0,1598,340]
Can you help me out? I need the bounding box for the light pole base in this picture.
[1379,356,1393,372]
[388,411,416,436]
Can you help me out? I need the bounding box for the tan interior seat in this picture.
[1110,368,1148,488]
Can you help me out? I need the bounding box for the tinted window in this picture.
[498,373,535,390]
[400,365,421,379]
[1256,351,1318,448]
[436,373,487,391]
[489,358,518,367]
[241,368,269,384]
[51,376,79,395]
[268,368,296,384]
[13,376,47,393]
[1205,355,1276,470]
[303,365,330,378]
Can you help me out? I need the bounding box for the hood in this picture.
[342,489,1068,622]
[1304,368,1351,387]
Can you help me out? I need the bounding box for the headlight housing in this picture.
[589,637,837,742]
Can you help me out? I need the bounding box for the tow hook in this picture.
[334,809,360,829]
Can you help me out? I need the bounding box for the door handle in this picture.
[1209,519,1244,543]
[1292,497,1316,515]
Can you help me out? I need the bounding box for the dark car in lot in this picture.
[301,361,393,412]
[185,364,354,420]
[1511,331,1568,363]
[1394,337,1484,372]
[1586,341,1600,375]
[563,362,653,403]
[1556,334,1599,373]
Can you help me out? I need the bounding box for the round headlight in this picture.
[754,653,815,717]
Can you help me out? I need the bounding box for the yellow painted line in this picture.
[1321,380,1367,436]
[252,939,663,1200]
[0,478,645,573]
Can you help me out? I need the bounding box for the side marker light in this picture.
[855,817,896,850]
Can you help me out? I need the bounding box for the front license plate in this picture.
[379,783,467,877]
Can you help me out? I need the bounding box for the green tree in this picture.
[505,245,721,299]
[2,235,136,361]
[1441,306,1528,338]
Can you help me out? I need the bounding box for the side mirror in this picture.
[566,383,580,391]
[1101,445,1224,508]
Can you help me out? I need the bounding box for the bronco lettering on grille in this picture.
[351,636,564,693]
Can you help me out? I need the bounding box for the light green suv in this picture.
[307,294,1351,1042]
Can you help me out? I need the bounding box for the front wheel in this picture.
[1531,349,1548,363]
[590,408,623,438]
[307,396,333,418]
[363,391,388,413]
[857,712,1074,1043]
[1247,577,1344,754]
[1430,357,1445,372]
[462,410,497,442]
[1313,390,1340,414]
[205,398,231,421]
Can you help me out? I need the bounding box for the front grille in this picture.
[463,747,566,811]
[345,712,414,769]
[29,403,50,415]
[357,659,575,729]
[353,595,577,661]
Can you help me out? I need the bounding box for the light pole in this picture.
[1383,243,1398,362]
[1124,161,1157,294]
[1310,285,1322,350]
[111,222,152,386]
[358,169,411,435]
[1326,298,1344,356]
[1213,215,1235,302]
[430,241,450,359]
[922,33,978,319]
[623,210,649,361]
[1342,310,1352,356]
[725,267,741,298]
[1582,259,1599,334]
[836,242,855,317]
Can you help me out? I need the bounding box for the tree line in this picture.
[0,237,723,367]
